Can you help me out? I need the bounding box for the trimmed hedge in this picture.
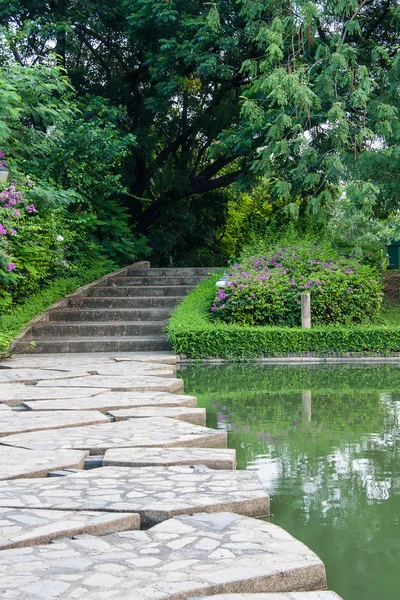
[0,262,112,357]
[167,276,400,359]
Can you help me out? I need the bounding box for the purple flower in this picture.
[9,229,17,235]
[26,204,37,213]
[0,224,6,235]
[6,263,16,272]
[13,209,20,217]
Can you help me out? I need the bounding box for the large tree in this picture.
[1,0,400,237]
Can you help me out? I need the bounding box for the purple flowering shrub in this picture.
[0,163,73,308]
[211,243,383,326]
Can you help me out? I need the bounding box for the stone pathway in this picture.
[0,350,342,599]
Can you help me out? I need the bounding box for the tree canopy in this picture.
[1,1,400,260]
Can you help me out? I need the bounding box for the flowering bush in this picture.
[211,243,384,326]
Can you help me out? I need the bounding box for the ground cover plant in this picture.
[211,242,384,327]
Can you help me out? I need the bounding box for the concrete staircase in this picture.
[12,266,216,354]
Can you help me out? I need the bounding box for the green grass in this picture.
[0,263,113,357]
[167,276,400,359]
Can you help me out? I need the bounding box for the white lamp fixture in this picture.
[0,165,9,184]
[216,271,229,288]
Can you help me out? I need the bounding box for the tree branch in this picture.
[73,25,129,72]
[189,170,242,194]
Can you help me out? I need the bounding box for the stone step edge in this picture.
[9,260,151,353]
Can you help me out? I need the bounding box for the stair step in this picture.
[29,322,165,337]
[49,308,172,322]
[88,286,194,297]
[12,336,171,354]
[127,267,221,277]
[103,276,205,287]
[69,297,182,309]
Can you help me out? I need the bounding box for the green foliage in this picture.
[0,62,75,160]
[0,263,111,357]
[167,276,400,359]
[212,242,383,327]
[0,175,118,311]
[3,0,400,263]
[39,96,148,264]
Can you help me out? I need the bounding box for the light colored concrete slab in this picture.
[0,508,140,550]
[36,375,184,392]
[103,447,236,470]
[87,364,177,377]
[5,351,178,366]
[0,512,326,599]
[0,417,227,453]
[0,404,11,410]
[0,411,109,437]
[109,407,206,425]
[0,369,91,383]
[195,594,342,600]
[0,447,88,480]
[0,466,269,526]
[22,392,197,412]
[0,386,110,407]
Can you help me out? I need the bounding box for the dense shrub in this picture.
[167,277,400,359]
[0,172,116,311]
[211,243,383,327]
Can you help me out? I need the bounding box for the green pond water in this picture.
[180,363,400,600]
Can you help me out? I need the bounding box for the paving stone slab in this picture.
[194,594,341,600]
[0,448,88,480]
[36,375,184,392]
[0,368,92,383]
[103,447,236,470]
[0,508,140,550]
[0,512,326,599]
[0,410,109,437]
[1,359,175,374]
[3,351,178,366]
[0,417,227,453]
[109,407,206,425]
[0,385,110,407]
[22,392,198,412]
[0,466,269,526]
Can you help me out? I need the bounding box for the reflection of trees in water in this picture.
[181,364,400,600]
[181,363,400,395]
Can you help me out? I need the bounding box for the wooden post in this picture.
[302,390,312,423]
[301,293,311,328]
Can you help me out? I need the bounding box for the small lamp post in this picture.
[216,272,230,288]
[0,165,9,185]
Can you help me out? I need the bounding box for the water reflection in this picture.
[181,364,400,600]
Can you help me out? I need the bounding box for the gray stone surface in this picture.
[0,508,140,550]
[193,594,341,600]
[0,410,109,437]
[109,407,206,425]
[0,447,88,480]
[0,386,110,407]
[36,375,184,392]
[0,466,269,526]
[0,368,90,383]
[0,417,227,453]
[103,447,236,470]
[22,392,198,412]
[0,512,326,599]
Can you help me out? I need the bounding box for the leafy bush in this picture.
[211,243,383,327]
[0,169,116,311]
[167,277,400,359]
